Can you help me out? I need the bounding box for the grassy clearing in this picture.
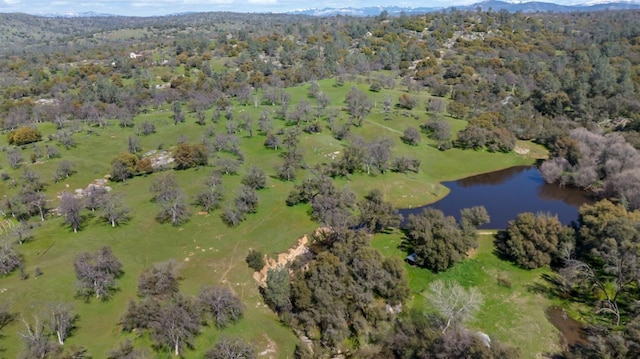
[0,173,312,357]
[372,232,561,358]
[0,78,543,357]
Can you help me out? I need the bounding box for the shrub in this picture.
[7,126,42,146]
[245,250,265,271]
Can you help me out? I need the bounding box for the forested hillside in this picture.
[1,8,640,358]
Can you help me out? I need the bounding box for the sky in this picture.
[0,0,627,16]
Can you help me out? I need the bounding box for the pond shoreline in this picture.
[398,165,593,229]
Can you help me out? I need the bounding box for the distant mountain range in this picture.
[34,0,640,18]
[36,11,116,18]
[287,0,640,16]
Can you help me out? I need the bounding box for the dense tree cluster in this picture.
[404,207,489,272]
[495,212,574,269]
[358,189,403,233]
[286,172,357,229]
[262,229,410,354]
[541,128,640,209]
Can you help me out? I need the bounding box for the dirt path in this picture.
[219,241,241,285]
[365,119,402,134]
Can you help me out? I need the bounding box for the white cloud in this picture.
[3,0,22,5]
[249,0,277,4]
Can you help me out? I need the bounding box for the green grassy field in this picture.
[372,232,562,358]
[0,78,548,357]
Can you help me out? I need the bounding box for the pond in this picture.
[399,166,592,229]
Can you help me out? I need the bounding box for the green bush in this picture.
[245,250,265,271]
[7,126,42,145]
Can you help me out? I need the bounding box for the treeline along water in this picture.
[399,166,593,229]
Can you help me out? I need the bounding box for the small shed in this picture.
[406,253,417,265]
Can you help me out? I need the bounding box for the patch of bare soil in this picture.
[253,233,313,287]
[514,146,530,155]
[258,334,277,357]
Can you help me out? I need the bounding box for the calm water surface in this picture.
[400,166,592,229]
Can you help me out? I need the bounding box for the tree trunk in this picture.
[57,330,64,345]
[442,317,452,334]
[174,342,179,356]
[111,219,116,227]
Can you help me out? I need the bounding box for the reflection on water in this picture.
[456,165,530,187]
[400,166,593,229]
[538,182,592,208]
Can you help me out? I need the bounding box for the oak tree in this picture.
[73,247,123,301]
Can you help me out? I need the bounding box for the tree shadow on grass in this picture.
[396,229,413,254]
[526,273,583,302]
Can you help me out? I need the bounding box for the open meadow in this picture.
[373,232,563,358]
[0,77,548,357]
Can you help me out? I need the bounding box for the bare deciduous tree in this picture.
[234,185,258,214]
[215,158,240,175]
[156,190,189,226]
[48,303,77,345]
[0,240,22,276]
[53,160,76,183]
[100,192,130,227]
[427,280,483,334]
[345,86,372,127]
[401,127,421,146]
[422,118,452,150]
[60,192,83,233]
[13,220,32,245]
[73,247,123,301]
[128,136,141,154]
[22,190,48,221]
[107,339,152,359]
[150,295,200,357]
[365,137,394,174]
[428,97,447,114]
[221,207,244,227]
[19,315,59,359]
[85,185,108,212]
[241,166,266,190]
[316,91,330,110]
[205,336,256,359]
[194,172,224,213]
[198,286,243,328]
[141,120,156,136]
[7,148,23,169]
[137,262,179,298]
[151,174,190,226]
